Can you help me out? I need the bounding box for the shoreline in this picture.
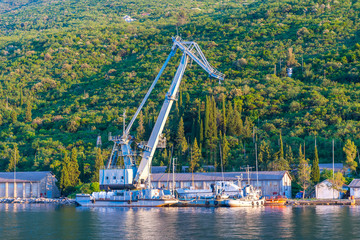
[0,198,76,205]
[286,199,356,206]
[0,198,357,206]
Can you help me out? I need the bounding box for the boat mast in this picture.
[255,142,259,189]
[219,142,224,182]
[172,157,176,194]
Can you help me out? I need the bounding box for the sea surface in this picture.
[0,204,359,240]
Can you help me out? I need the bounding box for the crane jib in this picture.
[101,37,225,190]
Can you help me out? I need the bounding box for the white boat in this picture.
[224,185,265,207]
[176,181,242,198]
[76,188,178,207]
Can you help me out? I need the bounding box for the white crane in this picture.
[100,36,224,190]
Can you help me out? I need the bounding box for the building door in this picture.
[17,183,23,198]
[25,183,31,198]
[8,183,14,198]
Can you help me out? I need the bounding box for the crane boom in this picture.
[134,37,224,186]
[100,36,224,190]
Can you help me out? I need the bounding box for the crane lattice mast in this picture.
[101,36,224,190]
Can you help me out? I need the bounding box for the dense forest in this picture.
[0,0,360,193]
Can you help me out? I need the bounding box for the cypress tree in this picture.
[70,147,81,185]
[20,87,23,106]
[7,144,20,172]
[11,111,17,123]
[242,117,252,138]
[285,144,294,166]
[222,97,226,134]
[60,150,71,193]
[25,101,32,122]
[298,144,304,163]
[176,117,188,154]
[189,138,201,173]
[204,96,210,141]
[199,119,204,145]
[211,96,217,139]
[311,142,320,183]
[233,110,243,136]
[196,101,202,142]
[279,131,284,159]
[221,132,230,168]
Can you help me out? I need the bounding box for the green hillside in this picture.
[0,0,360,184]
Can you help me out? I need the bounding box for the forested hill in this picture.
[0,0,360,182]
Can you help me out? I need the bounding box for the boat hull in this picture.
[225,199,265,207]
[76,194,178,207]
[176,198,227,207]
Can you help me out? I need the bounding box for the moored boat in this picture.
[224,185,264,207]
[75,188,178,207]
[264,195,287,206]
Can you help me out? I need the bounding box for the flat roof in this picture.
[0,171,52,183]
[151,171,289,182]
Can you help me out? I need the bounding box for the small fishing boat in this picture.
[224,185,265,207]
[264,195,287,206]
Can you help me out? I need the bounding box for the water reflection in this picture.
[1,205,360,239]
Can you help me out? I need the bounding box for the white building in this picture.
[151,171,292,198]
[315,179,344,199]
[0,171,60,198]
[349,179,360,198]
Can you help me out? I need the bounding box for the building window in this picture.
[113,176,116,180]
[106,176,109,180]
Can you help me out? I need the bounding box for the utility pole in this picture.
[332,139,335,199]
[255,142,259,189]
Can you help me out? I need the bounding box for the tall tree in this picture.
[70,147,81,185]
[25,101,32,122]
[298,149,311,199]
[222,97,226,134]
[258,140,272,170]
[279,131,284,159]
[6,144,20,172]
[176,117,188,154]
[328,172,346,199]
[221,132,230,168]
[343,139,358,173]
[285,144,294,166]
[60,150,71,193]
[189,138,201,173]
[311,141,320,183]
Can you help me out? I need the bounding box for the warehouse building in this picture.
[151,171,292,198]
[0,171,60,198]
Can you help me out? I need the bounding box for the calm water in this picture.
[0,204,359,240]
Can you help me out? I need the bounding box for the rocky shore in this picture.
[0,198,76,205]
